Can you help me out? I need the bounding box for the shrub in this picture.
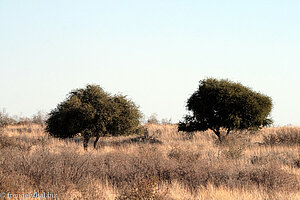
[222,146,245,160]
[147,113,159,124]
[178,78,273,142]
[263,127,300,146]
[0,110,15,128]
[168,147,200,163]
[236,166,299,192]
[251,153,295,167]
[31,111,47,125]
[218,133,248,160]
[46,84,142,149]
[116,176,166,200]
[161,118,172,125]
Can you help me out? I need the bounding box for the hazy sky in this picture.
[1,1,300,125]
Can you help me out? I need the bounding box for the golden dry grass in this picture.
[1,124,300,199]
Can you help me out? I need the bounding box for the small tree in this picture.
[46,85,142,150]
[178,78,273,142]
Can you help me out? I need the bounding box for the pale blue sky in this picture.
[1,1,299,125]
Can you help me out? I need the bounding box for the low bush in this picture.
[235,166,299,192]
[168,147,200,163]
[0,110,15,128]
[263,127,300,146]
[116,176,167,200]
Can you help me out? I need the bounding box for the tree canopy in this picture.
[178,78,273,141]
[46,84,141,149]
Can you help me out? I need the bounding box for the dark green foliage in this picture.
[178,78,273,141]
[46,85,141,149]
[108,95,141,136]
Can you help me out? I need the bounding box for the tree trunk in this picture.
[94,136,100,149]
[83,135,90,151]
[212,128,222,143]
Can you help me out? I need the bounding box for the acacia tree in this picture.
[46,85,141,150]
[178,78,273,141]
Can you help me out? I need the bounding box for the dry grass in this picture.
[262,127,300,146]
[1,124,300,199]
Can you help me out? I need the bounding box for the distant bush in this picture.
[0,110,16,128]
[235,166,299,192]
[0,109,48,127]
[218,133,249,160]
[251,152,295,167]
[31,111,47,125]
[0,110,9,128]
[263,127,300,146]
[161,118,172,125]
[116,176,166,200]
[147,113,159,124]
[168,147,200,163]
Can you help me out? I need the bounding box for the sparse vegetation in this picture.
[1,123,300,199]
[0,109,16,128]
[263,127,300,146]
[0,109,47,127]
[147,113,160,124]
